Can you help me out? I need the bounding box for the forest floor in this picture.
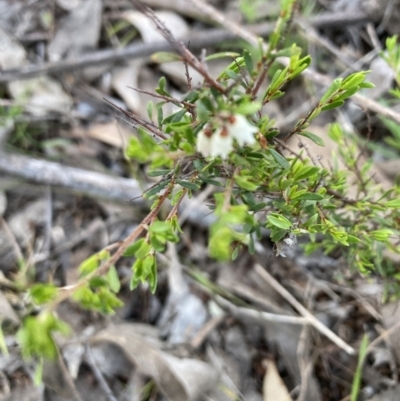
[1,1,400,400]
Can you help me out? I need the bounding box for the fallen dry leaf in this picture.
[91,323,219,401]
[122,10,189,43]
[263,359,292,401]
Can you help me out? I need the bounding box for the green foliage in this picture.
[17,313,70,359]
[30,284,59,305]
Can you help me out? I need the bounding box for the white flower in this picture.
[227,114,258,146]
[196,129,213,157]
[196,114,258,159]
[210,128,233,159]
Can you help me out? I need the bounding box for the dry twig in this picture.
[254,264,355,354]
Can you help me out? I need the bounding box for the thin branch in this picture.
[130,0,227,94]
[254,264,355,355]
[216,295,310,325]
[85,346,119,401]
[104,98,167,140]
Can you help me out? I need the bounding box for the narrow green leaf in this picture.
[147,169,171,177]
[350,334,369,401]
[267,214,292,230]
[147,101,153,121]
[205,52,240,61]
[144,180,169,198]
[200,177,224,186]
[269,148,290,170]
[341,71,369,90]
[292,192,324,201]
[298,131,325,146]
[320,78,342,103]
[176,180,201,190]
[321,100,345,111]
[358,82,375,88]
[243,50,253,73]
[235,175,259,191]
[386,199,400,208]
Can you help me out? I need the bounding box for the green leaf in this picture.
[162,108,187,124]
[209,226,233,261]
[350,334,369,401]
[149,256,158,294]
[150,234,166,252]
[347,235,361,244]
[131,258,143,290]
[107,266,121,293]
[298,131,325,146]
[267,214,292,230]
[249,202,268,212]
[97,287,124,313]
[18,313,70,360]
[235,102,262,115]
[147,101,153,121]
[89,277,107,288]
[205,51,240,61]
[386,199,400,208]
[144,180,169,198]
[341,71,369,90]
[291,192,324,201]
[30,284,58,305]
[370,229,393,242]
[243,50,253,73]
[293,166,320,181]
[151,52,181,63]
[158,76,167,93]
[124,239,145,257]
[135,241,152,259]
[149,220,171,234]
[176,180,201,190]
[79,250,109,277]
[358,82,375,89]
[270,91,285,100]
[269,148,290,170]
[235,175,259,191]
[321,100,345,111]
[148,169,171,177]
[320,78,342,103]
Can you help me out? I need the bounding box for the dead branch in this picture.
[0,150,143,202]
[0,12,368,84]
